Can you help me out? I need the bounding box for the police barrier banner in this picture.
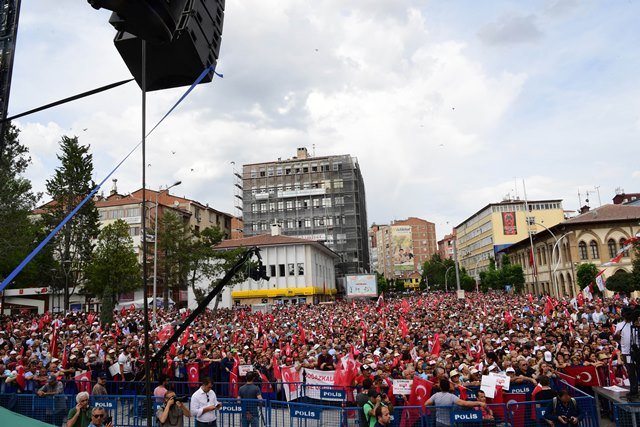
[221,402,243,413]
[320,388,346,400]
[451,410,483,424]
[290,406,322,420]
[92,398,118,410]
[506,383,534,395]
[303,369,342,401]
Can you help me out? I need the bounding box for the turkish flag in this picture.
[129,304,136,313]
[260,372,273,393]
[75,370,92,394]
[299,322,306,344]
[158,324,174,341]
[399,317,409,338]
[556,371,576,387]
[563,365,601,386]
[430,333,441,356]
[400,376,431,427]
[401,299,410,314]
[229,371,239,398]
[187,362,199,384]
[504,392,526,426]
[272,355,282,380]
[16,365,25,389]
[61,346,68,369]
[489,385,504,418]
[180,327,190,346]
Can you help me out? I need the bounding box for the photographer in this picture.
[157,390,191,427]
[614,307,640,399]
[238,371,263,427]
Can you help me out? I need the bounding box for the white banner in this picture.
[303,369,342,401]
[238,364,254,377]
[108,363,120,377]
[392,379,413,395]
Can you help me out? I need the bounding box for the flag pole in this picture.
[522,179,539,295]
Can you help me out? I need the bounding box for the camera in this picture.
[104,416,112,425]
[171,395,189,403]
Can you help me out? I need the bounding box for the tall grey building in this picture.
[241,147,370,281]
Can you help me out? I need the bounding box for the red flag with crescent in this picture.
[229,371,239,397]
[158,324,174,342]
[187,362,199,384]
[272,355,282,380]
[400,376,431,427]
[75,370,92,394]
[430,333,441,356]
[562,365,601,386]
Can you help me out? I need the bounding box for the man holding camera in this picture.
[157,390,191,427]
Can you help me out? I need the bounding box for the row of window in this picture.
[99,207,141,220]
[268,263,304,277]
[250,217,348,231]
[579,238,629,261]
[250,162,343,178]
[251,197,341,212]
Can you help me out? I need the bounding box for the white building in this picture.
[188,224,338,309]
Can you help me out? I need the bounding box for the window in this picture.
[298,263,304,275]
[620,238,630,257]
[288,263,295,276]
[270,265,276,277]
[590,240,599,259]
[279,264,285,277]
[579,241,588,260]
[608,239,617,259]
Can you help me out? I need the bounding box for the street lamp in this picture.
[533,222,560,297]
[152,180,181,325]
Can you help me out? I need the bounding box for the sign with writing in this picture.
[392,379,413,395]
[238,364,254,377]
[93,399,117,409]
[303,369,341,401]
[320,388,346,400]
[489,372,510,390]
[451,410,483,424]
[221,403,243,413]
[290,407,321,420]
[345,275,377,297]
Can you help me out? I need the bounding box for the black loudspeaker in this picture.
[88,0,190,43]
[113,0,225,91]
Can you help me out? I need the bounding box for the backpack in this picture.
[552,396,577,415]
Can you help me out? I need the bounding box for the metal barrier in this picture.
[613,402,640,427]
[0,394,600,427]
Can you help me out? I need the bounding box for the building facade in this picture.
[374,217,437,285]
[241,147,370,284]
[501,204,640,297]
[207,224,338,307]
[437,232,456,261]
[454,199,565,280]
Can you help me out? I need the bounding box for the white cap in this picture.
[544,351,553,362]
[506,367,516,373]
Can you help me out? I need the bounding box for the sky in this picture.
[10,0,640,239]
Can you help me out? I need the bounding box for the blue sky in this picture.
[10,0,640,238]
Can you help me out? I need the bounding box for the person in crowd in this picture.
[190,377,222,427]
[543,390,583,426]
[425,379,486,427]
[66,391,91,427]
[474,390,494,422]
[373,404,391,427]
[92,373,108,396]
[154,374,170,402]
[37,373,64,396]
[363,389,382,427]
[238,371,263,427]
[88,406,113,427]
[157,390,191,427]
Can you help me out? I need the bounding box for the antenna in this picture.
[594,185,602,207]
[578,189,582,209]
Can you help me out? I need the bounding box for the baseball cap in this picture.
[506,367,516,373]
[544,351,553,362]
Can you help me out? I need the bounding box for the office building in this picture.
[241,148,370,286]
[454,199,565,280]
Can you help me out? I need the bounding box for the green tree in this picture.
[576,263,599,292]
[605,270,637,294]
[185,226,247,304]
[85,220,141,324]
[422,254,454,291]
[377,273,388,294]
[478,257,525,293]
[633,242,640,288]
[44,136,100,309]
[0,123,54,288]
[156,211,191,308]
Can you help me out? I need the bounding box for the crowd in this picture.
[0,291,631,404]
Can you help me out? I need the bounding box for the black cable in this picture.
[1,78,134,123]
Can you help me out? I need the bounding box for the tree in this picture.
[422,254,454,291]
[44,136,100,309]
[605,270,637,294]
[576,263,599,292]
[479,257,525,293]
[85,220,141,324]
[632,241,640,288]
[376,273,388,294]
[185,226,247,304]
[156,210,192,308]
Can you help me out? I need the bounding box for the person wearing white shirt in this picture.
[190,377,222,427]
[615,307,639,398]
